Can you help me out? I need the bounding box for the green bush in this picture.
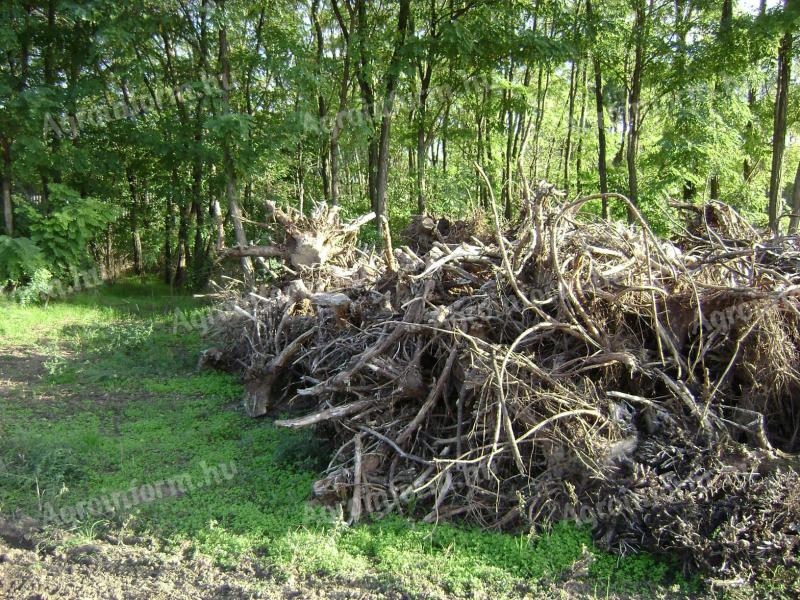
[23,184,117,277]
[0,235,45,284]
[14,268,54,305]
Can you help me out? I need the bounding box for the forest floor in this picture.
[0,278,787,599]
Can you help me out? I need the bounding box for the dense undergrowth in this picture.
[0,277,732,597]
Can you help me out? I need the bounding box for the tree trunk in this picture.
[348,0,378,212]
[225,173,252,273]
[416,57,433,215]
[613,53,629,167]
[375,0,411,222]
[417,122,427,214]
[593,55,609,219]
[442,102,449,173]
[164,168,175,284]
[42,0,59,208]
[476,109,486,208]
[592,56,608,219]
[212,197,224,251]
[563,61,578,197]
[768,4,792,234]
[501,61,515,218]
[510,66,530,207]
[192,5,210,280]
[709,175,721,200]
[531,64,550,180]
[683,180,696,201]
[575,65,588,197]
[2,137,11,236]
[105,224,113,280]
[484,87,495,199]
[586,0,608,217]
[296,146,306,213]
[126,169,143,275]
[175,199,190,286]
[788,161,800,234]
[219,0,254,284]
[243,2,264,117]
[743,1,765,182]
[311,0,330,201]
[192,116,206,278]
[330,26,351,206]
[626,0,648,223]
[705,0,730,204]
[744,87,756,181]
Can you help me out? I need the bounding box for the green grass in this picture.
[0,278,689,598]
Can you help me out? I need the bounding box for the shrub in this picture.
[0,235,45,285]
[14,267,54,305]
[23,184,116,278]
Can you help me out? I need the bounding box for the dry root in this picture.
[206,185,800,579]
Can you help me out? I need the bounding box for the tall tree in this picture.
[767,0,793,233]
[626,0,651,222]
[375,0,412,221]
[218,0,254,282]
[586,0,609,218]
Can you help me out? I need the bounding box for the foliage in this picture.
[22,186,117,278]
[0,235,45,284]
[0,0,796,289]
[13,267,55,306]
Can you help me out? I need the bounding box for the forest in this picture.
[0,0,798,288]
[1,1,800,599]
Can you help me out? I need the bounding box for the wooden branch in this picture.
[342,211,377,233]
[275,398,374,428]
[265,200,295,230]
[396,346,458,445]
[222,245,286,259]
[380,215,398,272]
[247,327,317,417]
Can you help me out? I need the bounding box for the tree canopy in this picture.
[1,0,798,289]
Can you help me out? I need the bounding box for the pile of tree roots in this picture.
[207,185,800,578]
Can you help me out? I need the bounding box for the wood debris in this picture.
[207,184,800,578]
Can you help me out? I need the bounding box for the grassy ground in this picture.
[0,278,701,598]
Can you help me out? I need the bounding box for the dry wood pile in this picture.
[207,186,800,579]
[402,213,489,254]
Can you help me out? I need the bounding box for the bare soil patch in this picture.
[0,526,399,600]
[0,347,48,397]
